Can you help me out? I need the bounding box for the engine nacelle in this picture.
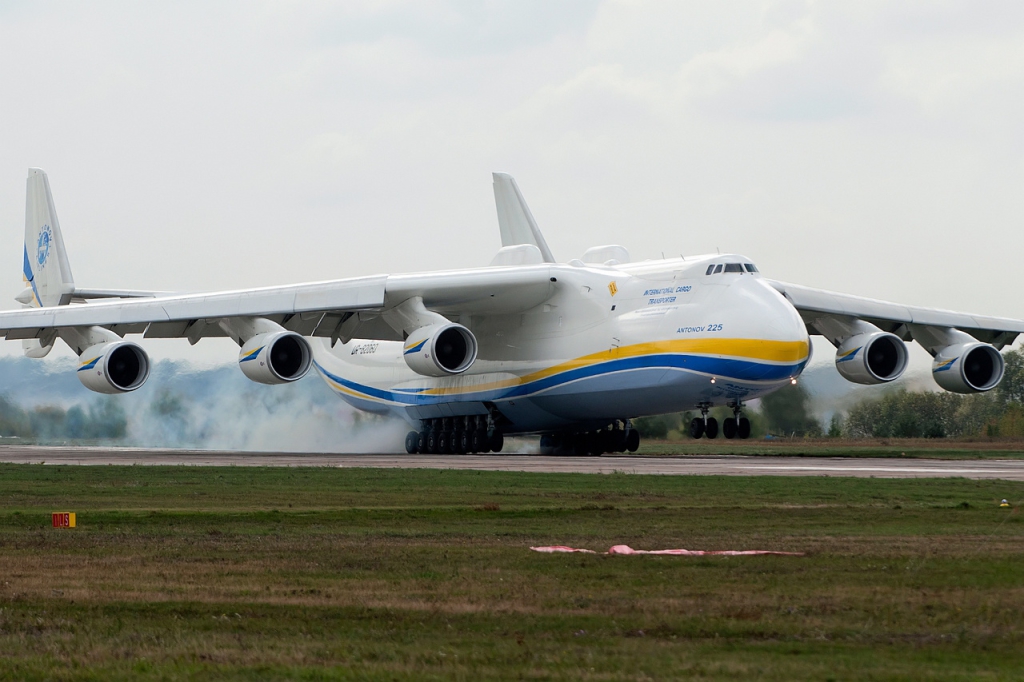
[238,331,312,385]
[77,341,151,394]
[403,323,478,377]
[932,343,1004,394]
[835,332,908,385]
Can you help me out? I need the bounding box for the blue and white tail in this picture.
[22,168,75,309]
[19,169,75,357]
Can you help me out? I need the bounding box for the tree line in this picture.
[0,396,127,442]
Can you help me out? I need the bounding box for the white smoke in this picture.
[0,356,410,453]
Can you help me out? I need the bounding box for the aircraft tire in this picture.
[472,429,487,453]
[437,431,448,454]
[625,428,640,453]
[722,418,737,440]
[418,431,428,453]
[738,418,751,439]
[689,418,705,439]
[457,430,470,455]
[405,431,420,454]
[705,417,719,439]
[442,432,455,455]
[539,434,557,456]
[488,430,504,453]
[426,431,438,454]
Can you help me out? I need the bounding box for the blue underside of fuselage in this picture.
[314,352,807,432]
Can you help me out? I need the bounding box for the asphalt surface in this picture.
[1,446,1023,479]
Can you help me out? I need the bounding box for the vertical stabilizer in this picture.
[23,168,74,308]
[492,173,555,263]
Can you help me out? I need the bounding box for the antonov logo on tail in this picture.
[3,168,1023,453]
[36,224,51,267]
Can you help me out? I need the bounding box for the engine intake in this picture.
[238,331,312,385]
[77,341,151,394]
[403,323,478,377]
[932,343,1004,393]
[834,332,908,385]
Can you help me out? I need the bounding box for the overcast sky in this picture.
[0,1,1022,364]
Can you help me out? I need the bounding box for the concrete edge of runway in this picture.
[1,446,1024,480]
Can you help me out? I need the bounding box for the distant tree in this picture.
[996,404,1024,438]
[844,389,988,438]
[87,399,127,439]
[0,395,31,438]
[65,405,87,439]
[827,413,843,438]
[30,406,67,441]
[998,348,1024,406]
[633,413,681,439]
[759,383,822,436]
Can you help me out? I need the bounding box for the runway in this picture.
[1,446,1023,480]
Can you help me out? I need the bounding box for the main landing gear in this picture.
[405,416,503,455]
[539,420,640,457]
[690,402,750,440]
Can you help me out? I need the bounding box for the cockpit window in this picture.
[705,264,715,275]
[713,264,723,274]
[744,263,758,273]
[724,263,743,273]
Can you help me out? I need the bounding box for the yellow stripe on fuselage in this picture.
[414,337,809,397]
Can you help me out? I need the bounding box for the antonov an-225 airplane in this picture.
[6,169,1024,454]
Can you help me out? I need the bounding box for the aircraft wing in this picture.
[0,266,557,344]
[769,280,1024,349]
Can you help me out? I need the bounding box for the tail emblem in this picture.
[36,224,52,267]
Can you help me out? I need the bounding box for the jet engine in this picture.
[932,342,1004,393]
[834,332,908,385]
[77,341,151,394]
[403,323,478,377]
[238,331,312,385]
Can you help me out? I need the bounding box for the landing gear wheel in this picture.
[539,434,556,456]
[418,431,428,453]
[437,432,450,454]
[405,431,420,454]
[426,431,438,454]
[689,417,705,439]
[705,417,719,439]
[457,430,470,455]
[625,429,640,453]
[738,417,751,440]
[722,418,737,440]
[488,430,504,453]
[473,429,487,453]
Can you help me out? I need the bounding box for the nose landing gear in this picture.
[691,402,750,440]
[689,403,717,439]
[722,401,751,440]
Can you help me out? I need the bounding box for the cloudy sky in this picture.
[0,1,1022,364]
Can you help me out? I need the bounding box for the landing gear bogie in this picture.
[538,420,640,456]
[691,403,750,440]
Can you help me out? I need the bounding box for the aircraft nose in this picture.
[741,279,812,368]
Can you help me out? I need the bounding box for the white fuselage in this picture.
[312,254,810,434]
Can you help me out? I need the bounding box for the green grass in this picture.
[637,437,1024,458]
[1,464,1023,680]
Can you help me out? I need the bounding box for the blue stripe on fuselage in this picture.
[315,352,806,406]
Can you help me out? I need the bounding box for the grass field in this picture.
[636,437,1024,458]
[1,463,1023,680]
